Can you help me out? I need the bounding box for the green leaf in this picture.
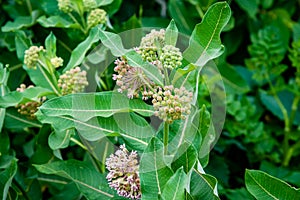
[0,87,53,108]
[140,137,174,199]
[37,15,79,29]
[0,158,17,200]
[64,27,100,72]
[183,2,231,67]
[38,91,154,121]
[95,0,114,6]
[1,10,41,32]
[161,168,187,200]
[34,160,114,199]
[190,169,220,200]
[168,0,197,34]
[235,0,258,19]
[45,32,57,58]
[48,129,74,150]
[171,142,197,174]
[245,169,300,200]
[98,30,129,57]
[14,30,32,61]
[165,19,178,46]
[259,90,300,125]
[4,108,42,129]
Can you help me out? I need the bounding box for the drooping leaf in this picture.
[183,2,231,67]
[245,169,300,200]
[171,142,197,174]
[165,19,178,46]
[0,87,53,108]
[1,10,41,32]
[37,15,79,29]
[98,30,129,57]
[38,91,154,121]
[0,158,17,200]
[139,137,174,199]
[48,129,75,150]
[161,168,187,200]
[190,168,220,200]
[64,27,100,72]
[34,160,114,199]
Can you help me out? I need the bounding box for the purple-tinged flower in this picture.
[106,144,141,199]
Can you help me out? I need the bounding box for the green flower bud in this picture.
[24,46,44,69]
[50,57,64,68]
[87,8,106,28]
[57,0,73,13]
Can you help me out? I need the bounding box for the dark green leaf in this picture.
[245,169,300,200]
[171,142,197,173]
[15,30,32,61]
[0,158,17,200]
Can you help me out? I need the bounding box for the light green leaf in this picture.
[0,158,17,200]
[245,169,300,200]
[38,91,154,121]
[140,137,174,199]
[34,160,114,199]
[98,30,129,57]
[95,0,114,6]
[0,65,9,131]
[37,15,79,29]
[1,10,41,32]
[45,32,57,58]
[183,2,231,67]
[171,142,197,174]
[124,50,164,86]
[165,19,178,46]
[161,168,187,200]
[190,169,220,200]
[64,27,100,72]
[48,129,75,150]
[0,87,53,108]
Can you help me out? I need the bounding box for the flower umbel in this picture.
[87,8,106,28]
[160,45,182,69]
[57,0,73,13]
[113,57,154,99]
[106,144,141,199]
[24,46,45,69]
[152,85,193,123]
[50,57,64,68]
[58,67,89,95]
[15,84,46,119]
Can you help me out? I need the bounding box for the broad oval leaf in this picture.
[183,2,231,67]
[140,137,174,199]
[161,167,187,200]
[34,160,114,200]
[245,169,300,200]
[38,91,154,121]
[190,168,220,200]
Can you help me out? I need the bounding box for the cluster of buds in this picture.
[58,67,89,95]
[57,0,73,13]
[152,85,193,123]
[160,45,182,69]
[113,57,154,99]
[87,8,106,28]
[24,46,44,69]
[106,144,141,199]
[50,57,64,68]
[83,0,97,11]
[16,84,46,119]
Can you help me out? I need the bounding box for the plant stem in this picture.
[26,0,32,14]
[68,13,87,34]
[195,4,204,19]
[289,96,300,127]
[12,179,30,200]
[70,137,88,151]
[163,121,169,155]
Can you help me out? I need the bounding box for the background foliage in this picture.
[0,0,300,199]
